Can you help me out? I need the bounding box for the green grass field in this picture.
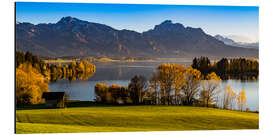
[16,105,259,134]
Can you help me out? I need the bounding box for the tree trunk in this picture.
[175,90,177,105]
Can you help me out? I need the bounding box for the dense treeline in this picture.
[16,51,96,81]
[95,63,248,111]
[49,60,96,81]
[16,51,96,106]
[192,57,258,80]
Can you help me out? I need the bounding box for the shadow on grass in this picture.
[16,101,259,114]
[16,104,48,110]
[16,101,145,110]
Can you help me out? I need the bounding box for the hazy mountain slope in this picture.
[214,35,259,49]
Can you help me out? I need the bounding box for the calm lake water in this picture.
[49,60,259,111]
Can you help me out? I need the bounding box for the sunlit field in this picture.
[16,105,258,134]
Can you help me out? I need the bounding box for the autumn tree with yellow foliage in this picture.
[238,90,247,111]
[172,64,186,105]
[153,64,202,105]
[157,63,186,105]
[222,86,236,110]
[16,63,50,106]
[181,67,202,105]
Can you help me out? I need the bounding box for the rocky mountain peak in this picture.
[152,20,185,33]
[57,16,85,25]
[160,20,173,25]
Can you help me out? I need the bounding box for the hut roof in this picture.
[42,92,65,100]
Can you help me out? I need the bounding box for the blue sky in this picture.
[16,2,259,43]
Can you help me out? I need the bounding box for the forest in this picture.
[191,57,259,80]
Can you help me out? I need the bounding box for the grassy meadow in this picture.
[16,105,259,134]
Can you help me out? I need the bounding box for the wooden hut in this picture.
[42,92,66,108]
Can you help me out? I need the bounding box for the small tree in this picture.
[200,72,221,107]
[238,89,247,111]
[222,86,236,110]
[128,75,148,104]
[157,63,174,105]
[172,65,186,105]
[149,72,160,104]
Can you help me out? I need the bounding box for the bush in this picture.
[95,83,130,104]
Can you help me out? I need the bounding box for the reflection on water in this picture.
[49,61,259,111]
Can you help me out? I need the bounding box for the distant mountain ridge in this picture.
[214,35,259,49]
[16,16,258,58]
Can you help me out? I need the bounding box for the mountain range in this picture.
[214,35,259,49]
[16,16,258,58]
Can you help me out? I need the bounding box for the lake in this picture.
[49,60,259,111]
